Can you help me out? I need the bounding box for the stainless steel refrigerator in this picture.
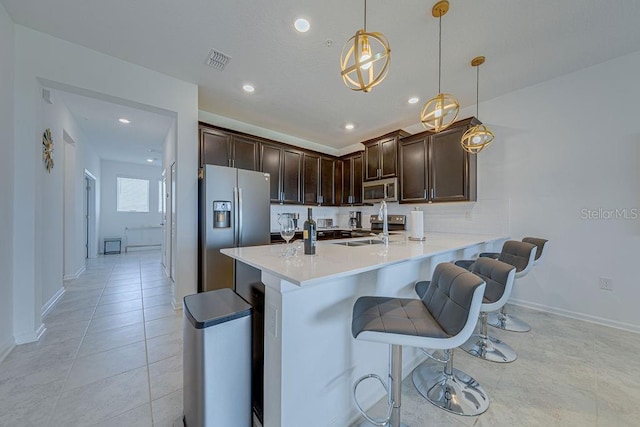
[199,165,270,292]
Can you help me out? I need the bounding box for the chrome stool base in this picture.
[487,311,531,332]
[412,358,489,416]
[460,334,517,363]
[356,421,409,427]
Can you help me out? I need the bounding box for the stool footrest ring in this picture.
[353,373,393,426]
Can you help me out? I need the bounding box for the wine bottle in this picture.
[303,208,316,255]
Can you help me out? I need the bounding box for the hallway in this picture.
[0,250,183,426]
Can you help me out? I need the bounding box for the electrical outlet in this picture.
[599,277,613,291]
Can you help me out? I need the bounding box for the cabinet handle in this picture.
[431,188,435,199]
[423,189,427,199]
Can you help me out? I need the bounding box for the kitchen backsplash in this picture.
[270,199,510,235]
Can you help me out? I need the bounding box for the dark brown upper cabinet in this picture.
[302,154,336,206]
[199,126,258,170]
[340,152,364,205]
[363,130,411,181]
[399,117,478,203]
[261,142,303,204]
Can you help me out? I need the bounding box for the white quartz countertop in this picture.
[221,232,506,287]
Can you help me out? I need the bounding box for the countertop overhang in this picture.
[221,232,507,287]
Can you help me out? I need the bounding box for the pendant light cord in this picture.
[476,64,480,118]
[438,14,442,93]
[364,0,367,31]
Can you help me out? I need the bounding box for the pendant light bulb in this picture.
[461,56,495,154]
[359,36,372,70]
[421,0,459,132]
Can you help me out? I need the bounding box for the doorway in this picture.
[84,171,97,258]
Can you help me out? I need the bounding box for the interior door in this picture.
[170,161,177,281]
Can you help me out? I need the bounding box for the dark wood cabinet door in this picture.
[380,137,397,178]
[282,149,303,204]
[353,154,363,203]
[364,141,381,181]
[334,160,343,206]
[260,143,282,202]
[429,126,470,202]
[399,138,428,202]
[320,157,334,205]
[200,128,231,167]
[342,157,352,204]
[232,135,259,171]
[303,153,320,204]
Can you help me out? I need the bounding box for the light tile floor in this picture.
[360,306,640,427]
[0,250,183,426]
[2,251,640,426]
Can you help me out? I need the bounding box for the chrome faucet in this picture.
[378,200,389,246]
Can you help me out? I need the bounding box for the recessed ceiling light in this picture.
[146,158,154,163]
[294,18,310,33]
[345,123,355,130]
[243,84,255,93]
[118,118,131,124]
[408,97,420,104]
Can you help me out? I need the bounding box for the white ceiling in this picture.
[54,90,174,166]
[4,0,640,150]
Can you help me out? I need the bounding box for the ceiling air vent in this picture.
[205,49,231,71]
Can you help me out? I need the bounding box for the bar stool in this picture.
[486,238,548,332]
[458,257,518,363]
[351,263,486,426]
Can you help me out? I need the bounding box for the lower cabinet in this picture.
[399,117,478,203]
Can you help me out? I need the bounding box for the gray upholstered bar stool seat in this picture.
[352,263,486,425]
[486,237,548,332]
[458,257,518,363]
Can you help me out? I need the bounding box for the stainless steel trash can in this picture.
[183,288,252,427]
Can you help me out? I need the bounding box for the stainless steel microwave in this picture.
[363,177,398,203]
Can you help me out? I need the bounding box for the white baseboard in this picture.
[41,287,65,318]
[14,323,46,345]
[63,265,86,281]
[0,336,16,364]
[509,298,640,334]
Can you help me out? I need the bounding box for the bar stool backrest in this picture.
[498,240,537,278]
[421,263,486,336]
[522,237,549,265]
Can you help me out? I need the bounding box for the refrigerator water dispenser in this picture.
[213,201,231,228]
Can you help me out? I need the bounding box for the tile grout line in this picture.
[140,257,157,425]
[44,259,116,427]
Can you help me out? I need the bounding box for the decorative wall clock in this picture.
[42,128,54,173]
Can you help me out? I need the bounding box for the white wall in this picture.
[13,26,198,343]
[99,160,163,252]
[473,50,640,331]
[0,2,15,361]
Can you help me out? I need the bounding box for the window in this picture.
[117,177,149,212]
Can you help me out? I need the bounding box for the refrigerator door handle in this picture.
[238,187,244,246]
[233,187,239,246]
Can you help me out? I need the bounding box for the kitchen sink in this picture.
[333,239,385,247]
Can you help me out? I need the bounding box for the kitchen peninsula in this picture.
[221,232,506,427]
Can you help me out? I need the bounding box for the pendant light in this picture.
[340,0,391,93]
[421,0,459,132]
[461,56,495,154]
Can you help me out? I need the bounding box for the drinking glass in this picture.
[279,217,296,257]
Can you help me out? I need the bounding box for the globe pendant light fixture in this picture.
[421,0,459,132]
[461,56,495,154]
[340,0,391,93]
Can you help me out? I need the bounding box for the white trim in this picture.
[509,298,640,334]
[14,323,46,345]
[0,337,16,364]
[41,287,65,318]
[63,265,86,281]
[84,168,97,180]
